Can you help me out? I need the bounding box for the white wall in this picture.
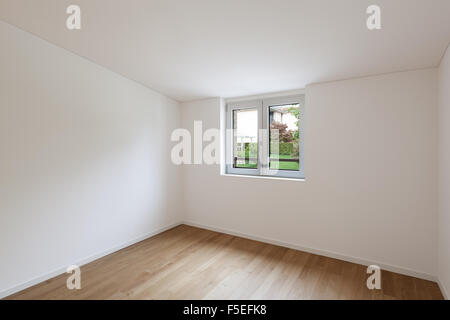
[0,21,182,297]
[438,46,450,299]
[182,69,438,279]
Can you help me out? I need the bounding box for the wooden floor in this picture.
[5,225,443,300]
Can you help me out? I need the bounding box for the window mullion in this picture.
[260,103,268,176]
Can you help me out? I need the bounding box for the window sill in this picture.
[221,173,305,182]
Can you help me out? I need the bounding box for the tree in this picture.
[270,121,293,143]
[288,106,300,140]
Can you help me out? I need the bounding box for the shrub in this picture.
[271,142,293,155]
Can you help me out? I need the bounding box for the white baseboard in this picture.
[0,222,181,299]
[438,279,449,300]
[183,221,438,283]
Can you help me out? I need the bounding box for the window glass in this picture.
[233,109,258,169]
[269,104,300,171]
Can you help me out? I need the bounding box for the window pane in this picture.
[269,104,299,171]
[233,109,258,168]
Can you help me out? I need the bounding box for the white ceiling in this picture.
[1,0,449,102]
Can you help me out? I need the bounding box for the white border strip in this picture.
[438,279,449,300]
[0,222,181,299]
[183,221,438,283]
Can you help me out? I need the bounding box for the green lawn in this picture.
[235,154,299,171]
[270,161,299,170]
[270,154,299,171]
[235,163,258,168]
[235,150,258,168]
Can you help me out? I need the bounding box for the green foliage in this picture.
[270,121,293,143]
[245,142,258,155]
[235,142,258,168]
[271,142,293,155]
[288,106,300,140]
[270,160,299,171]
[236,142,258,158]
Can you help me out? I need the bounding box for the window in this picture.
[226,95,304,179]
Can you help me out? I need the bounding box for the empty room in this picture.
[1,0,450,311]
